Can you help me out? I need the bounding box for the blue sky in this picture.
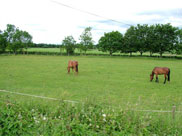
[0,0,182,44]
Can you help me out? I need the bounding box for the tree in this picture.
[135,24,149,56]
[153,24,178,57]
[4,24,33,54]
[98,31,123,56]
[146,25,158,56]
[0,30,7,53]
[175,28,182,54]
[62,36,76,55]
[123,26,137,56]
[79,27,94,54]
[20,31,33,54]
[4,24,19,54]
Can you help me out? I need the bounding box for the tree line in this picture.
[32,43,60,48]
[1,23,182,56]
[98,24,182,56]
[61,24,182,57]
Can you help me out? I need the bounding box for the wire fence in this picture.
[1,89,182,114]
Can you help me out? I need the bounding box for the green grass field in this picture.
[27,48,109,55]
[1,55,182,111]
[27,47,182,57]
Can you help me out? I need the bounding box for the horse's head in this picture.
[150,74,153,81]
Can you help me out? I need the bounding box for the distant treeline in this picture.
[32,43,60,48]
[97,24,182,57]
[1,24,182,57]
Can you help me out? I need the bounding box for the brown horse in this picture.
[67,60,78,74]
[150,67,170,84]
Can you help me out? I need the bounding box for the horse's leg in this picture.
[73,66,77,75]
[164,74,167,84]
[155,74,159,82]
[76,65,78,73]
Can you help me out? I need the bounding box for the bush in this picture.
[0,100,182,135]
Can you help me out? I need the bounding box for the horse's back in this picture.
[153,67,170,74]
[68,60,78,67]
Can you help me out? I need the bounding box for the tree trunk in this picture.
[150,52,152,57]
[160,52,162,57]
[109,51,112,56]
[140,52,143,56]
[130,52,132,56]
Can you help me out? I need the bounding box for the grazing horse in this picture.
[67,60,78,74]
[150,67,170,84]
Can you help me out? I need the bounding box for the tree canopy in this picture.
[79,27,94,54]
[0,24,33,54]
[62,35,76,55]
[98,31,123,56]
[0,30,7,53]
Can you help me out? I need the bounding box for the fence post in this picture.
[172,105,176,120]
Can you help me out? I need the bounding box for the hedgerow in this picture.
[0,100,181,135]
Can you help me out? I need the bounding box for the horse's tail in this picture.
[168,69,170,81]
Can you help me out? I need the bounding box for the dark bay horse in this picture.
[67,60,78,74]
[150,67,170,84]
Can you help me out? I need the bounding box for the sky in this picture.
[0,0,182,44]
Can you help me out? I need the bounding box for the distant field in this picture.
[28,48,61,52]
[27,47,182,57]
[1,55,182,112]
[27,48,109,55]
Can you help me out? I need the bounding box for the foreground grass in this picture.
[0,99,182,135]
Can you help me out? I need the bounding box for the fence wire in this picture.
[1,89,182,113]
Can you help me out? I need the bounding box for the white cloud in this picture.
[0,0,182,44]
